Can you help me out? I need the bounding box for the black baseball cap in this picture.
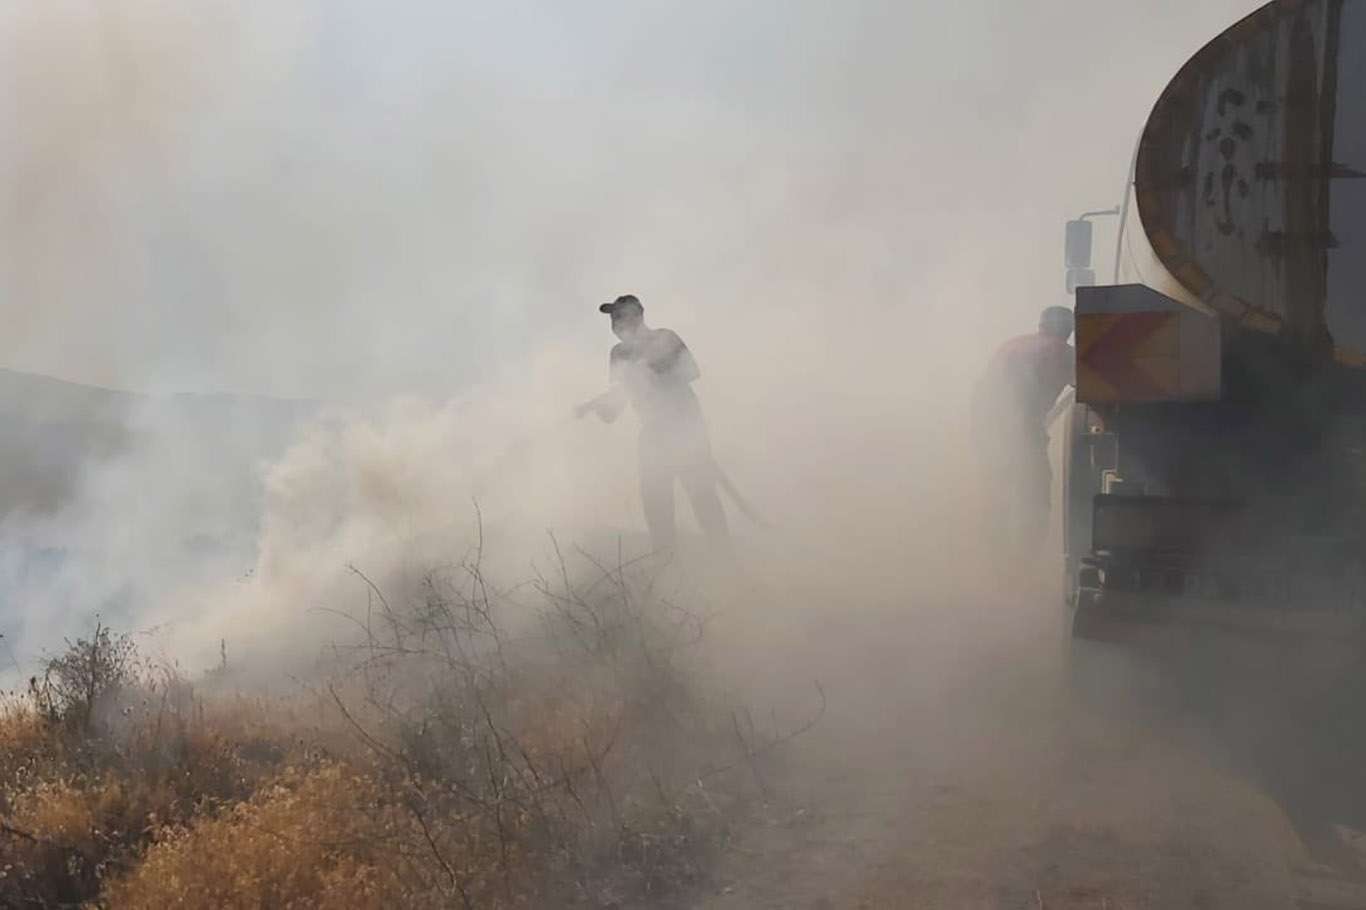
[599,294,643,316]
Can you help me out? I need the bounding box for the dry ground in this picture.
[691,568,1361,910]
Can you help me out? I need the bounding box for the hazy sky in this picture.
[2,1,1258,399]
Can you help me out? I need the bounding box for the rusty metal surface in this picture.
[1135,0,1366,365]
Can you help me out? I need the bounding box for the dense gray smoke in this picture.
[0,0,1260,683]
[1,0,1270,843]
[4,1,1257,395]
[24,4,1360,907]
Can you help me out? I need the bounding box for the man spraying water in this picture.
[576,294,730,553]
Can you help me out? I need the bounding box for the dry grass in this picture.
[104,765,399,909]
[0,542,812,908]
[0,674,319,905]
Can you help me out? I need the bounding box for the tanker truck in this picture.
[1061,0,1366,645]
[1058,3,1366,871]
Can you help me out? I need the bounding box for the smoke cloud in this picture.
[0,0,1263,701]
[4,7,1301,901]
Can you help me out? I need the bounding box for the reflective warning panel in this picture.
[1076,285,1222,404]
[1135,0,1366,365]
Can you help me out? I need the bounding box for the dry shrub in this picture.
[103,755,559,908]
[103,764,394,909]
[28,621,138,733]
[305,540,808,907]
[0,702,56,804]
[2,773,177,902]
[0,652,314,907]
[112,691,315,807]
[0,537,816,909]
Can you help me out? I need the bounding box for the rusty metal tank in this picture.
[1133,0,1366,366]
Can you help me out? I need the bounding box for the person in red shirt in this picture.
[577,294,730,553]
[972,306,1076,552]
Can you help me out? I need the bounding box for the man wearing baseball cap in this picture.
[576,294,729,552]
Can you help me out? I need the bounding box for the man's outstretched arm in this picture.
[575,387,626,422]
[577,346,630,422]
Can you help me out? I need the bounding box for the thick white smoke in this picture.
[0,0,1262,677]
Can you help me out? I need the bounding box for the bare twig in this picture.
[404,792,472,910]
[327,683,402,767]
[0,819,42,844]
[697,681,827,787]
[1,817,77,857]
[583,735,620,829]
[347,564,404,649]
[731,710,770,797]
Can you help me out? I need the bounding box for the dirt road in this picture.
[692,573,1363,909]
